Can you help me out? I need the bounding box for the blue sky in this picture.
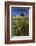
[11,7,29,16]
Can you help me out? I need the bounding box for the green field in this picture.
[12,16,29,36]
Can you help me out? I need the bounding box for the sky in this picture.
[11,7,30,16]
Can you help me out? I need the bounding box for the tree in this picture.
[20,13,24,16]
[14,15,16,16]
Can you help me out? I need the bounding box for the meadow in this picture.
[12,16,29,36]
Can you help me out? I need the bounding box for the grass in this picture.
[12,16,29,36]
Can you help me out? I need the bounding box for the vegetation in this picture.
[12,16,29,36]
[20,13,24,16]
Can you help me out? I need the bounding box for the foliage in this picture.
[12,16,29,36]
[20,13,24,16]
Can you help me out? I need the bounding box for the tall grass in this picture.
[12,16,29,36]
